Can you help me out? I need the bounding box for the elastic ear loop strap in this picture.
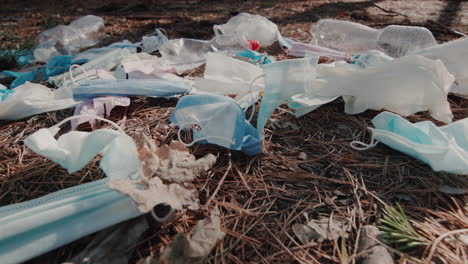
[350,137,379,150]
[247,74,265,122]
[177,122,235,147]
[51,114,125,135]
[68,64,90,86]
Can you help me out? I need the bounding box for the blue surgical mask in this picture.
[257,57,318,133]
[73,78,191,101]
[0,88,14,102]
[351,112,468,174]
[2,55,72,88]
[170,94,262,155]
[0,116,143,264]
[235,49,275,65]
[0,178,142,264]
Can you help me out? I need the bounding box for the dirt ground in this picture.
[0,0,467,263]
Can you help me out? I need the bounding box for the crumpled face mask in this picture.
[0,178,142,264]
[24,115,140,179]
[0,86,14,102]
[49,48,136,88]
[72,40,139,63]
[413,37,468,98]
[0,82,77,120]
[71,96,131,130]
[257,57,318,133]
[235,49,275,65]
[302,55,455,123]
[0,115,144,264]
[2,55,72,88]
[170,94,262,155]
[73,78,191,101]
[351,112,468,175]
[192,52,264,97]
[119,52,176,75]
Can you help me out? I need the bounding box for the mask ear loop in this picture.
[120,48,131,59]
[177,122,235,147]
[51,115,126,135]
[351,56,369,68]
[156,28,168,37]
[246,74,265,122]
[350,137,379,150]
[65,64,90,88]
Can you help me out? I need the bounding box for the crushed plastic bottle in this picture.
[311,19,437,57]
[34,15,106,62]
[210,34,259,51]
[213,13,279,47]
[376,25,437,57]
[159,38,218,65]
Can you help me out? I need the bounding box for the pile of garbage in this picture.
[0,13,467,263]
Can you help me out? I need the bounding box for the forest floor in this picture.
[0,0,467,263]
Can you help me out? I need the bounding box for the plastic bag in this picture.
[34,15,106,62]
[213,13,279,47]
[303,55,455,123]
[413,37,468,98]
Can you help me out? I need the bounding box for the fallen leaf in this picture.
[135,134,160,179]
[135,135,217,183]
[108,177,199,213]
[293,216,349,244]
[155,141,217,183]
[160,207,225,264]
[358,225,394,264]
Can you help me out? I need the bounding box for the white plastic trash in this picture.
[413,37,468,98]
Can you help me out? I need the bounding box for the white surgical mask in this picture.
[0,82,77,120]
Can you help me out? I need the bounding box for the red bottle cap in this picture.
[248,40,260,51]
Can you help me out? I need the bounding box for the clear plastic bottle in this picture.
[376,25,437,57]
[34,15,105,62]
[311,19,380,54]
[311,19,437,57]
